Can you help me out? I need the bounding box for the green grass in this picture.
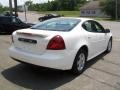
[38,11,120,21]
[38,11,80,17]
[93,17,120,21]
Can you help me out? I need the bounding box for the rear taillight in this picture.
[47,35,66,50]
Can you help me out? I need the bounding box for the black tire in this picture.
[39,18,43,22]
[106,39,112,53]
[72,49,87,75]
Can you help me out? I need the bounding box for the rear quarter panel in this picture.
[61,23,89,59]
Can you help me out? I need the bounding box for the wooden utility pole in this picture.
[9,0,13,16]
[116,0,118,20]
[14,0,18,17]
[9,0,18,17]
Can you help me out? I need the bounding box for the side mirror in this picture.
[105,29,110,33]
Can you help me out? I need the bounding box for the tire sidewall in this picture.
[72,49,87,74]
[106,39,112,53]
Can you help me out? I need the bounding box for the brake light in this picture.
[47,35,66,50]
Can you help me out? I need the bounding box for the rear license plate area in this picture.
[18,38,37,44]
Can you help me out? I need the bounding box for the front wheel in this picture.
[72,49,87,75]
[106,39,112,53]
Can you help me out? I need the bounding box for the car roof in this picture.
[0,16,16,18]
[59,17,94,22]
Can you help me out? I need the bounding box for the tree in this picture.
[25,0,33,6]
[0,4,9,13]
[25,0,87,11]
[25,0,33,10]
[100,0,120,19]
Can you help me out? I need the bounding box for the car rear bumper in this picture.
[9,46,76,70]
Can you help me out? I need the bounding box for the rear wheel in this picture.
[106,39,112,53]
[72,49,87,74]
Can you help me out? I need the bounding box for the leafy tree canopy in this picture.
[100,0,120,19]
[25,0,87,11]
[0,4,9,13]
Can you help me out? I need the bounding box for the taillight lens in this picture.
[47,35,66,50]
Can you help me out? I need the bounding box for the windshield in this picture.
[31,18,80,31]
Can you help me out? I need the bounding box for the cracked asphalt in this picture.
[0,12,120,90]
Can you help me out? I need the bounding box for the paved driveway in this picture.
[0,12,120,90]
[99,21,120,40]
[0,35,120,90]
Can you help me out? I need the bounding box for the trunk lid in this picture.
[13,29,62,54]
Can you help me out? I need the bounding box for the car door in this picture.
[82,20,99,58]
[2,17,13,32]
[92,21,107,53]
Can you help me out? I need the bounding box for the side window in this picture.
[93,21,105,33]
[82,21,93,32]
[16,18,22,23]
[82,20,105,33]
[12,17,17,23]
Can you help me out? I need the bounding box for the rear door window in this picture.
[82,20,105,33]
[82,21,92,32]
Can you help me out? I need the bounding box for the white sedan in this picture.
[9,17,112,74]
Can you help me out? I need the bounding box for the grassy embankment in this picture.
[38,11,120,21]
[39,11,80,17]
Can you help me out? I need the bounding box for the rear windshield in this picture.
[31,18,80,31]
